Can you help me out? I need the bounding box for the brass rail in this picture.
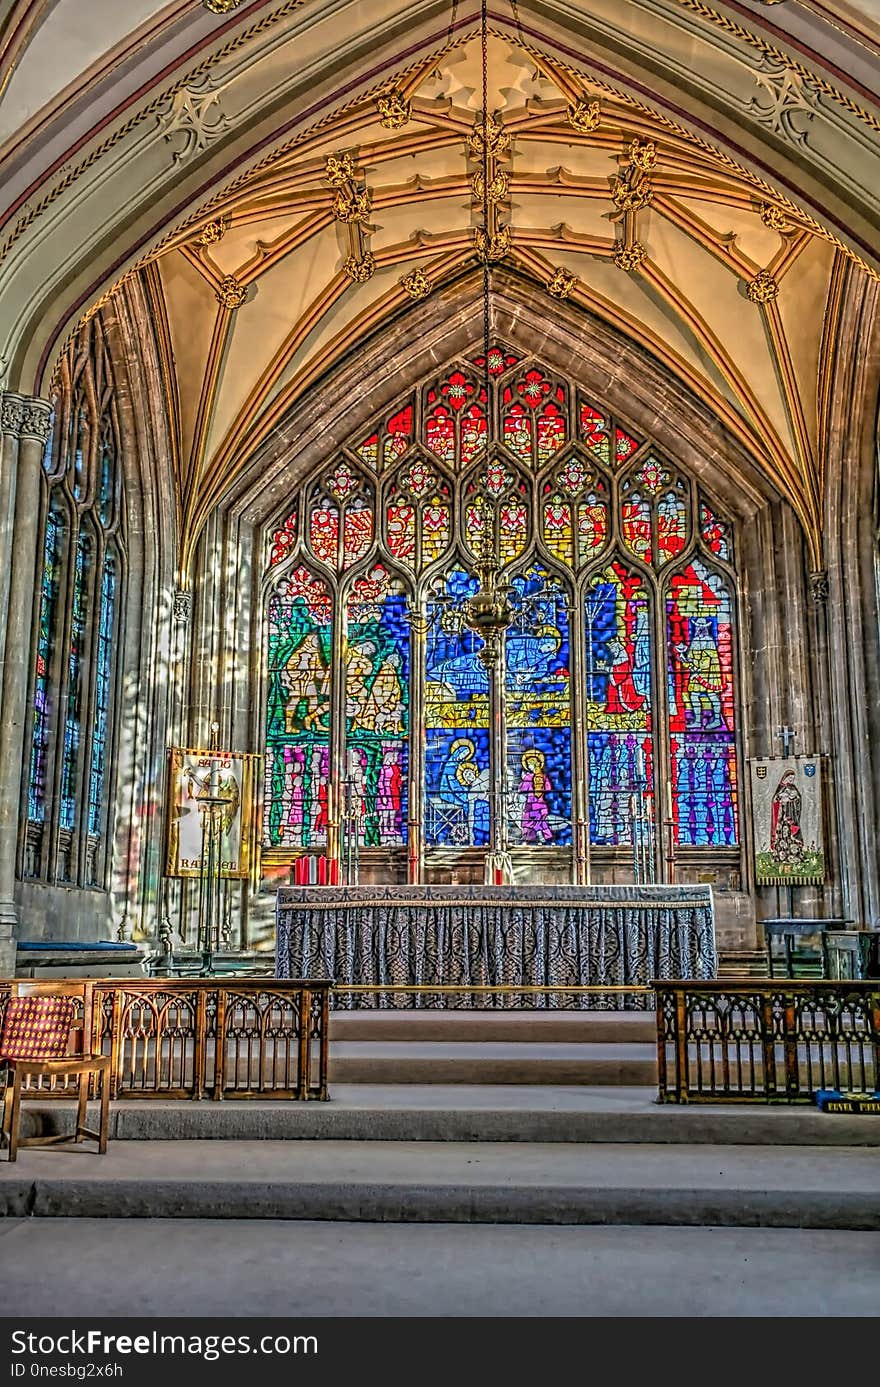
[655,980,880,1103]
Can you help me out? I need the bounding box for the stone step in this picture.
[328,1010,656,1043]
[326,1041,658,1084]
[17,1087,880,1146]
[1,1139,876,1229]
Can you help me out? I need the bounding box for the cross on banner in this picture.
[777,726,796,758]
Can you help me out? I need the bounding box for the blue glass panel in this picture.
[667,558,738,846]
[585,561,653,845]
[28,505,63,823]
[60,529,92,831]
[505,565,572,846]
[424,567,490,846]
[88,552,116,836]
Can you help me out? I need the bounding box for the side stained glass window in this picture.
[262,345,741,868]
[59,530,91,838]
[265,566,332,849]
[666,559,738,846]
[88,551,116,837]
[29,504,64,823]
[25,317,125,889]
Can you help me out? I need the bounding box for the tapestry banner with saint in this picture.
[749,756,824,885]
[164,747,258,880]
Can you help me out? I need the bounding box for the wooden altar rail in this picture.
[0,980,332,1101]
[655,980,880,1103]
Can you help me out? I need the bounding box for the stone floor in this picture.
[1,1138,878,1227]
[0,1218,878,1317]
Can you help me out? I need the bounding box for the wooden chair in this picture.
[0,981,111,1162]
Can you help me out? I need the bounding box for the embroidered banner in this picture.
[164,747,259,880]
[749,756,824,885]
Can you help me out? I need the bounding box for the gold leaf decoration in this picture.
[402,268,431,300]
[746,269,779,303]
[344,253,376,283]
[377,90,411,130]
[215,274,247,308]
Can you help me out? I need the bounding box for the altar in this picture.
[274,884,716,1008]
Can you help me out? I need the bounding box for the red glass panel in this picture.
[425,406,455,464]
[269,509,297,566]
[310,505,339,565]
[503,405,532,464]
[473,346,519,376]
[387,504,416,564]
[577,499,607,563]
[579,403,611,463]
[622,495,652,565]
[461,405,487,465]
[536,404,566,466]
[342,503,373,569]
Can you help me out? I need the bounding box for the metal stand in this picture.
[195,762,225,975]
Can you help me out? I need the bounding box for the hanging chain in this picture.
[481,0,491,429]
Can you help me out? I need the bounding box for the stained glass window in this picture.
[666,559,738,846]
[88,551,116,838]
[26,315,125,890]
[28,504,64,823]
[60,530,92,835]
[506,566,572,845]
[699,500,732,562]
[265,566,332,849]
[262,346,740,868]
[424,568,490,846]
[585,563,653,845]
[345,567,409,846]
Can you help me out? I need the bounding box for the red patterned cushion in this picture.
[0,996,75,1060]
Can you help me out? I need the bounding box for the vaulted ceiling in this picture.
[1,1,878,573]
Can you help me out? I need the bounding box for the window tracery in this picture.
[263,347,740,866]
[24,318,125,887]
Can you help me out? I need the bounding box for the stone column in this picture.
[0,394,52,974]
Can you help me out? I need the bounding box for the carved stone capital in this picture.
[0,392,24,437]
[173,589,193,623]
[18,396,53,444]
[809,569,829,602]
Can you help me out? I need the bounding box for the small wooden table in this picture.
[760,918,854,979]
